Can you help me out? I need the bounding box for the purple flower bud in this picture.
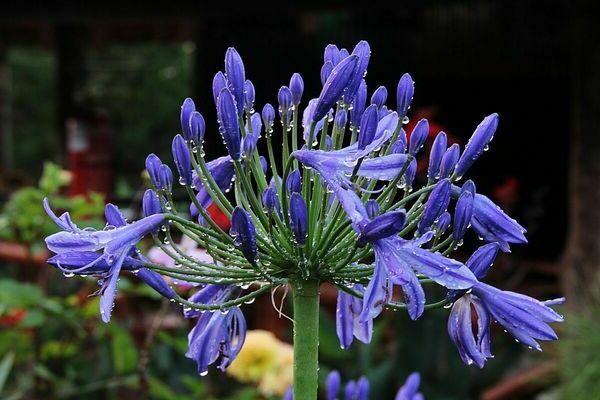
[286,169,302,194]
[436,211,452,234]
[212,71,227,105]
[289,73,304,105]
[396,73,414,119]
[243,80,255,113]
[172,134,192,185]
[242,132,258,157]
[357,104,378,150]
[217,88,241,160]
[357,376,369,400]
[358,210,406,246]
[428,131,447,180]
[230,207,258,264]
[224,47,245,115]
[143,189,162,217]
[324,135,333,150]
[350,80,368,127]
[262,185,280,215]
[326,370,341,400]
[278,86,293,115]
[344,380,358,400]
[365,199,380,219]
[190,111,205,144]
[339,48,350,59]
[334,109,347,130]
[324,44,341,65]
[180,98,196,141]
[404,158,417,189]
[418,178,451,232]
[313,55,359,123]
[370,86,388,108]
[145,153,162,187]
[262,103,275,131]
[321,61,334,85]
[343,41,371,105]
[461,179,476,195]
[439,143,460,179]
[259,156,268,173]
[467,242,500,279]
[158,164,173,192]
[137,268,176,299]
[455,113,499,178]
[289,193,308,245]
[408,119,429,156]
[453,191,474,241]
[391,129,407,154]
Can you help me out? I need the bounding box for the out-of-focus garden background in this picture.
[1,1,599,399]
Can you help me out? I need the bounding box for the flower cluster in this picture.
[43,40,564,398]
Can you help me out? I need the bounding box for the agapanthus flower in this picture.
[43,41,563,399]
[320,371,424,400]
[395,372,424,400]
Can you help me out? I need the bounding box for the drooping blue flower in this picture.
[396,73,414,120]
[289,193,308,245]
[184,284,236,318]
[180,97,196,141]
[190,156,235,218]
[336,285,373,349]
[142,189,162,217]
[395,372,424,400]
[357,104,379,150]
[217,88,242,160]
[439,143,460,179]
[186,306,246,375]
[230,207,258,264]
[145,153,162,188]
[326,370,342,400]
[172,134,193,185]
[417,179,451,233]
[452,191,474,241]
[455,113,498,178]
[312,55,359,123]
[190,111,206,144]
[408,119,429,156]
[224,47,246,115]
[428,131,447,180]
[290,73,304,105]
[262,103,275,132]
[243,80,255,113]
[370,85,388,108]
[350,80,367,128]
[212,71,227,105]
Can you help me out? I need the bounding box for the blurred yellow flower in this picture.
[227,330,293,396]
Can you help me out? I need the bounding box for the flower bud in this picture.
[324,135,333,150]
[326,370,341,400]
[365,199,380,219]
[212,71,227,105]
[339,48,350,59]
[408,119,429,156]
[158,164,173,192]
[289,73,304,105]
[455,113,498,178]
[289,193,308,245]
[243,80,255,113]
[428,131,447,180]
[466,243,500,279]
[396,73,414,119]
[217,88,242,160]
[313,55,359,122]
[286,169,302,194]
[259,156,268,173]
[435,211,451,234]
[143,189,162,217]
[357,104,378,150]
[453,191,474,241]
[172,134,192,185]
[343,41,371,105]
[345,381,358,400]
[242,131,258,157]
[370,86,388,108]
[418,178,451,232]
[358,210,406,246]
[439,144,460,179]
[357,376,370,400]
[262,103,275,131]
[404,158,417,189]
[137,268,176,299]
[320,61,334,85]
[350,80,367,127]
[391,129,407,154]
[261,184,280,215]
[461,179,476,195]
[230,207,258,264]
[190,111,205,144]
[145,153,162,187]
[334,109,347,131]
[278,86,293,116]
[324,44,341,65]
[180,98,196,141]
[224,47,245,115]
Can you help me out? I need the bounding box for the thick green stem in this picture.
[292,279,320,400]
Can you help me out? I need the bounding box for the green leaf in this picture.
[110,326,139,374]
[0,351,15,393]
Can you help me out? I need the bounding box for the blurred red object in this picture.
[0,308,26,327]
[493,177,521,210]
[207,203,231,231]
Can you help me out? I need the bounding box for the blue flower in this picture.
[243,80,255,113]
[417,178,451,233]
[217,88,242,160]
[396,73,414,120]
[186,307,246,375]
[184,284,236,318]
[287,169,302,194]
[224,48,246,115]
[145,153,162,188]
[427,131,447,180]
[262,103,275,131]
[357,105,379,151]
[142,189,162,217]
[289,193,308,245]
[212,71,227,105]
[350,80,368,127]
[455,113,498,178]
[336,285,373,349]
[408,119,429,156]
[439,144,460,179]
[452,191,474,241]
[189,156,235,219]
[278,86,293,116]
[180,97,196,141]
[395,372,424,400]
[172,134,193,185]
[312,55,359,123]
[370,85,388,108]
[230,207,258,264]
[289,73,304,105]
[326,370,342,400]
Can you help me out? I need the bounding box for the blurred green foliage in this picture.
[0,162,104,251]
